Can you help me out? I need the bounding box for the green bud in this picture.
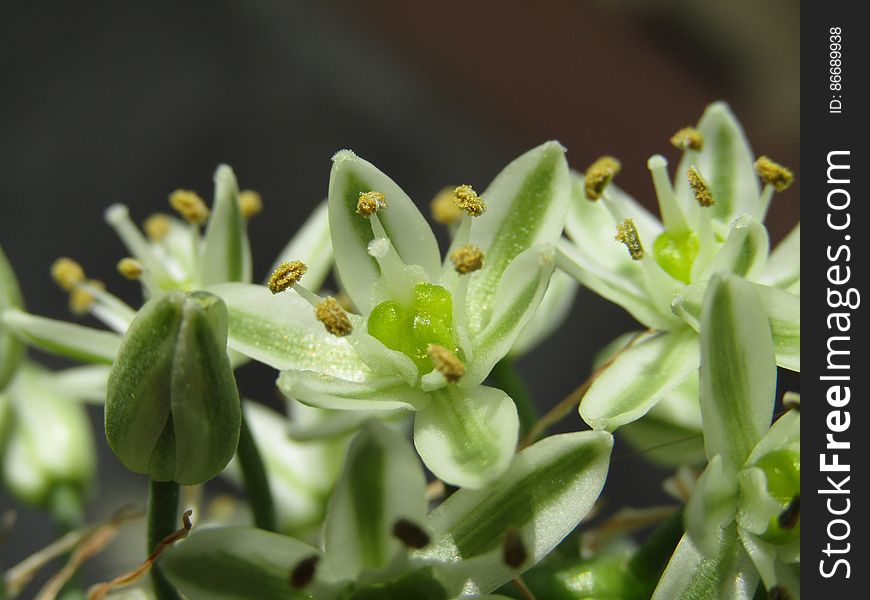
[0,245,25,391]
[106,290,241,485]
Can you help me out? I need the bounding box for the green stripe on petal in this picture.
[269,201,332,292]
[200,165,253,286]
[161,526,322,600]
[509,269,578,358]
[323,421,427,579]
[425,430,612,594]
[760,223,800,291]
[579,329,699,432]
[698,215,769,281]
[0,245,25,390]
[328,151,441,312]
[685,454,739,556]
[461,142,570,335]
[699,274,775,466]
[2,309,121,364]
[279,370,426,412]
[413,385,519,489]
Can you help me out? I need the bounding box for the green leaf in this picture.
[460,142,571,336]
[161,526,321,600]
[697,215,769,281]
[279,370,425,412]
[580,329,699,432]
[1,308,121,364]
[424,430,612,595]
[760,223,800,291]
[269,201,332,292]
[413,385,519,489]
[699,274,775,467]
[509,268,578,358]
[200,165,253,286]
[0,245,25,391]
[685,454,738,556]
[328,150,441,313]
[323,420,428,579]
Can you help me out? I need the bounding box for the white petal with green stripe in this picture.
[699,274,775,466]
[413,385,519,489]
[328,150,441,312]
[735,467,783,536]
[697,214,769,281]
[1,309,121,364]
[279,370,426,412]
[746,410,800,468]
[269,200,332,291]
[458,142,570,336]
[760,223,800,291]
[48,364,111,404]
[580,328,699,432]
[508,268,577,358]
[323,420,428,579]
[685,454,738,556]
[0,245,25,390]
[200,165,253,286]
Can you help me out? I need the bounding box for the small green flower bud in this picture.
[106,290,241,485]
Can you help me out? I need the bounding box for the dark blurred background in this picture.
[0,0,799,593]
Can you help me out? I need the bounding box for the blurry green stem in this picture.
[491,358,538,437]
[148,479,181,600]
[237,408,277,532]
[50,485,85,599]
[626,507,685,593]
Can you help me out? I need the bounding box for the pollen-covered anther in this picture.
[584,156,621,200]
[502,528,527,569]
[50,257,86,291]
[392,518,431,549]
[117,257,144,280]
[356,190,387,217]
[315,296,353,337]
[238,190,263,220]
[427,344,465,383]
[143,213,172,241]
[687,166,716,207]
[268,260,307,294]
[453,184,486,217]
[755,156,794,192]
[430,187,463,225]
[289,555,320,589]
[69,280,103,314]
[169,189,210,225]
[777,495,800,530]
[450,244,485,274]
[670,127,704,151]
[614,218,644,260]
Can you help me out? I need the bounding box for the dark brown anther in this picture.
[289,555,320,589]
[392,518,431,549]
[502,528,527,569]
[777,495,800,530]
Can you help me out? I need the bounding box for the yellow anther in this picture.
[238,190,263,220]
[143,213,172,241]
[687,166,716,207]
[69,280,103,315]
[453,184,486,217]
[450,244,485,274]
[670,127,704,151]
[267,260,307,294]
[356,191,387,217]
[754,156,794,192]
[117,257,144,280]
[50,257,85,291]
[615,219,644,260]
[584,156,621,200]
[315,296,353,337]
[430,187,463,225]
[427,344,465,383]
[169,189,210,225]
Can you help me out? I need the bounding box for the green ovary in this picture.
[754,449,800,544]
[367,283,458,374]
[653,230,699,284]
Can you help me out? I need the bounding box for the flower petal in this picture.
[200,165,253,286]
[328,150,441,312]
[579,329,699,432]
[413,385,518,489]
[323,420,427,579]
[760,223,800,291]
[746,410,800,467]
[424,431,613,595]
[685,454,739,557]
[48,365,111,404]
[736,467,784,536]
[699,273,776,466]
[697,214,769,281]
[739,529,800,597]
[268,201,332,292]
[0,245,25,390]
[508,268,578,358]
[1,309,121,364]
[278,370,425,412]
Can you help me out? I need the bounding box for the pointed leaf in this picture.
[760,223,800,291]
[685,454,738,556]
[509,268,578,358]
[278,370,425,412]
[698,215,769,281]
[328,150,440,312]
[2,309,121,364]
[580,329,699,431]
[269,200,332,291]
[413,385,519,489]
[699,274,776,466]
[0,245,25,390]
[201,165,253,285]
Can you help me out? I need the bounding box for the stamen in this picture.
[687,166,716,207]
[392,518,430,549]
[783,391,800,412]
[450,245,485,274]
[169,189,210,225]
[315,297,353,337]
[453,184,486,217]
[51,257,86,291]
[289,555,319,589]
[117,257,143,280]
[670,127,704,151]
[430,187,463,225]
[615,219,644,260]
[502,528,527,569]
[268,261,307,294]
[69,280,103,315]
[777,495,800,530]
[143,213,172,242]
[238,190,263,220]
[105,204,171,290]
[427,344,465,383]
[584,156,621,200]
[647,155,688,232]
[356,190,387,217]
[755,156,794,192]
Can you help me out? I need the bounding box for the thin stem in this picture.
[236,408,277,532]
[490,358,538,438]
[49,485,85,599]
[512,575,538,600]
[626,506,685,590]
[147,479,181,600]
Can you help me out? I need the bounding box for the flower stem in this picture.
[148,479,181,600]
[626,506,685,592]
[237,408,277,532]
[491,358,538,437]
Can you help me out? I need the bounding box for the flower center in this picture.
[367,283,458,374]
[653,230,699,284]
[754,448,800,544]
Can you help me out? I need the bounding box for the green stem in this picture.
[237,408,277,532]
[148,479,181,600]
[50,485,86,599]
[627,507,685,593]
[491,358,538,437]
